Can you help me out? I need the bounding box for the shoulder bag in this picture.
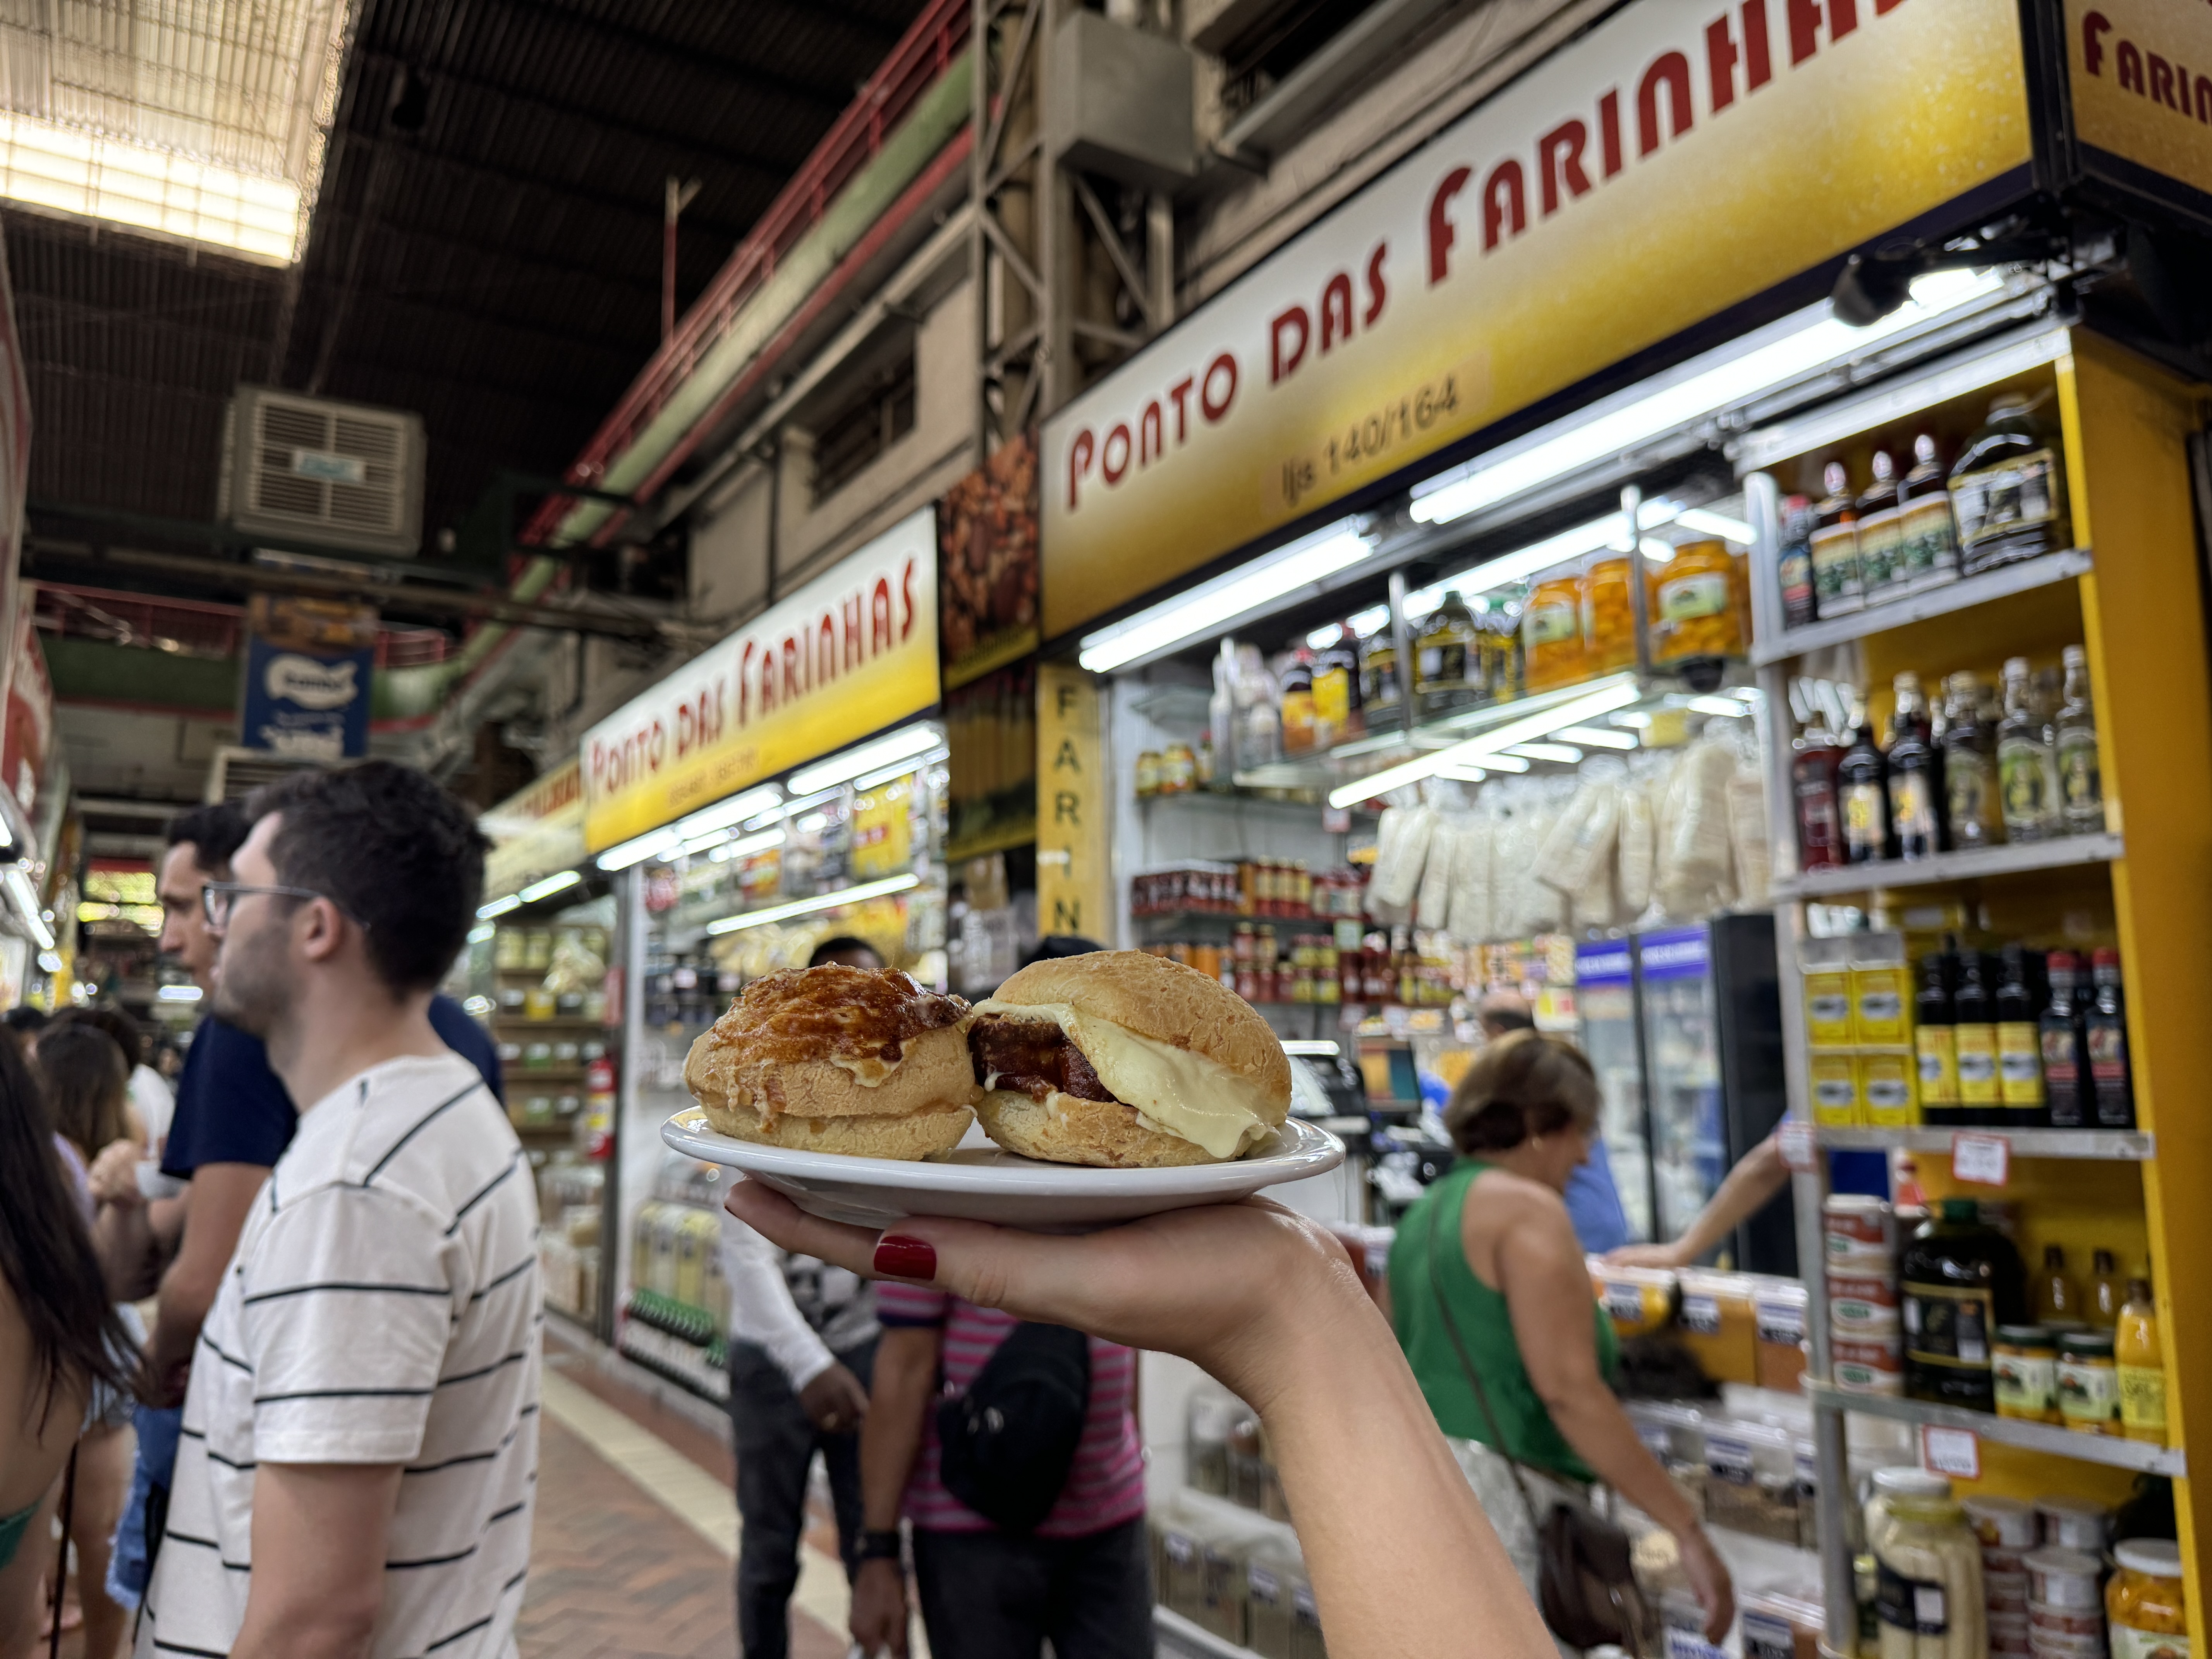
[1426,1197,1653,1657]
[936,1319,1092,1534]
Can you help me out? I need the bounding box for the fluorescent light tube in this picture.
[1675,507,1756,544]
[1328,677,1640,808]
[1511,742,1583,763]
[37,950,61,973]
[704,872,921,935]
[5,866,53,950]
[1555,725,1638,750]
[788,725,942,796]
[671,786,785,842]
[1281,1039,1340,1057]
[1078,523,1370,672]
[708,829,787,864]
[1401,513,1629,616]
[518,869,583,903]
[467,923,496,944]
[157,983,203,1002]
[596,828,679,872]
[1686,695,1751,716]
[1410,271,2005,527]
[476,893,522,919]
[855,747,950,793]
[1436,766,1488,783]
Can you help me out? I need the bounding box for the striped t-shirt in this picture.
[138,1052,542,1659]
[877,1285,1145,1538]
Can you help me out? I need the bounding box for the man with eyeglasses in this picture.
[89,797,504,1615]
[134,760,539,1659]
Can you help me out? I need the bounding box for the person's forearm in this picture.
[1256,1286,1554,1659]
[1547,1389,1702,1539]
[149,1255,220,1386]
[859,1357,933,1531]
[233,1611,376,1659]
[1676,1139,1789,1261]
[94,1204,161,1301]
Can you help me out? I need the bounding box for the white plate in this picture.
[661,1109,1345,1230]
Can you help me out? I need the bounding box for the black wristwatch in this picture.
[857,1528,903,1564]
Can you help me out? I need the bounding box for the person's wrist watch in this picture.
[857,1528,903,1565]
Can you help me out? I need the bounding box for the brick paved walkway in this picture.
[517,1409,849,1659]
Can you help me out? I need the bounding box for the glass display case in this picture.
[609,725,951,1403]
[1575,936,1652,1244]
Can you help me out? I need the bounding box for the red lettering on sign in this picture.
[1168,377,1193,443]
[1140,400,1163,465]
[871,578,892,653]
[1427,165,1470,283]
[1319,272,1354,352]
[1638,51,1694,154]
[1482,159,1525,249]
[1743,1,1774,85]
[2120,40,2144,93]
[1202,354,1237,422]
[1363,242,1388,326]
[1066,427,1094,510]
[1103,422,1132,483]
[1599,89,1624,175]
[1539,118,1591,213]
[1271,306,1310,383]
[1787,0,1820,64]
[1707,15,1741,110]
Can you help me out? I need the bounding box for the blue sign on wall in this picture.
[240,634,373,760]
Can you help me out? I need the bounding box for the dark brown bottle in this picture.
[1857,450,1905,602]
[1899,433,1961,589]
[1885,672,1941,860]
[1902,1198,2028,1412]
[1792,708,1846,870]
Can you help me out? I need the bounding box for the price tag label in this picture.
[1778,1120,1817,1171]
[1953,1132,2011,1187]
[1922,1424,1981,1480]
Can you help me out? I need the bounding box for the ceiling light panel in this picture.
[0,0,350,263]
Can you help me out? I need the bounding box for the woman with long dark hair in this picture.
[1,1029,136,1657]
[28,1024,141,1659]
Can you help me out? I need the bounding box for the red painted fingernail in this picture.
[873,1235,937,1281]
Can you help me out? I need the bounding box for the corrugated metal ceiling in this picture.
[7,0,929,544]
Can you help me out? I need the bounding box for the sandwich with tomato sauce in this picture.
[967,951,1290,1167]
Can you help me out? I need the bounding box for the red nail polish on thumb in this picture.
[873,1235,937,1281]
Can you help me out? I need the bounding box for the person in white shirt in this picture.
[718,934,884,1659]
[136,760,539,1659]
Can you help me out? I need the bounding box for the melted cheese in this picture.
[829,1050,905,1087]
[972,1000,1279,1159]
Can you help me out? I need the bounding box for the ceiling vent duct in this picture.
[218,386,426,558]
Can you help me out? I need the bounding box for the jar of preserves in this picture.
[2107,1539,2190,1659]
[1522,564,1586,690]
[1135,749,1162,798]
[1992,1325,2061,1424]
[1580,554,1638,675]
[1652,539,1743,663]
[1159,742,1197,794]
[2057,1329,2119,1434]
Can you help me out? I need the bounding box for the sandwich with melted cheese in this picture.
[968,951,1290,1167]
[684,965,978,1160]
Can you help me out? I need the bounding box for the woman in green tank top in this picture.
[1388,1030,1734,1645]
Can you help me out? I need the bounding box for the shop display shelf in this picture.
[1772,832,2121,899]
[510,1068,589,1085]
[1133,908,1331,930]
[1749,547,2094,667]
[1139,785,1354,812]
[494,1014,608,1032]
[1814,1125,2153,1160]
[1153,1606,1259,1659]
[1805,1382,2186,1477]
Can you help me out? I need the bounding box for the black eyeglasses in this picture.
[200,882,349,929]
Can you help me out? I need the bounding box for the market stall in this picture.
[1029,0,2212,1652]
[578,506,947,1403]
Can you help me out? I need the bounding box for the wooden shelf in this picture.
[1807,1382,2186,1477]
[1750,547,2093,666]
[1815,1125,2152,1159]
[1774,832,2121,898]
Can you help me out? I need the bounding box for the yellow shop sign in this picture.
[2066,1,2212,205]
[1040,0,2033,638]
[581,508,939,851]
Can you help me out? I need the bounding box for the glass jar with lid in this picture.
[1580,553,1638,675]
[2107,1538,2189,1659]
[1651,539,1744,663]
[1873,1482,1985,1659]
[1522,563,1586,690]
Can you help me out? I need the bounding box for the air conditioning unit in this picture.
[218,386,426,558]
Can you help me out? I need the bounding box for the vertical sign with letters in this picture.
[1035,665,1111,943]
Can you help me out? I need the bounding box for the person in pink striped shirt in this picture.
[850,1279,1151,1658]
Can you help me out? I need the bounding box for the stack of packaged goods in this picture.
[1963,1495,2036,1658]
[1824,1195,1905,1398]
[1163,1382,1327,1657]
[1803,933,1917,1128]
[1800,926,2136,1133]
[2027,1537,2110,1659]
